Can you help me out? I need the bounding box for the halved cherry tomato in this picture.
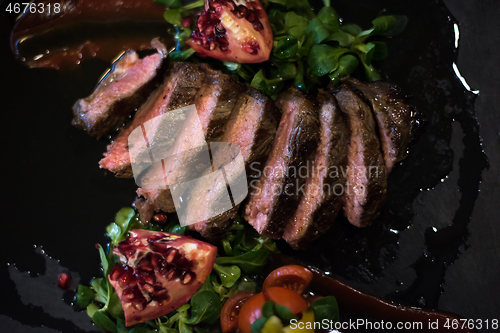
[238,292,266,333]
[263,287,308,315]
[263,265,313,294]
[221,291,255,333]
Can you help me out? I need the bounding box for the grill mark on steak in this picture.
[137,65,245,215]
[244,87,319,239]
[344,77,418,172]
[189,86,280,240]
[99,62,205,177]
[333,85,387,228]
[283,89,349,249]
[72,41,166,138]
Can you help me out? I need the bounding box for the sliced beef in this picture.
[99,62,205,177]
[132,197,155,224]
[332,85,387,228]
[189,87,280,239]
[72,40,166,138]
[136,65,245,214]
[244,87,319,239]
[344,77,417,172]
[283,90,349,249]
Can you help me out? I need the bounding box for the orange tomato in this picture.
[263,265,313,294]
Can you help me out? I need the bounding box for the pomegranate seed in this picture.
[153,212,167,224]
[119,273,136,287]
[246,10,257,23]
[167,268,181,281]
[153,289,170,301]
[141,271,156,285]
[132,300,144,310]
[181,16,192,28]
[165,248,179,263]
[235,5,247,18]
[226,0,235,11]
[181,271,195,285]
[152,253,167,269]
[122,288,136,299]
[253,22,264,32]
[109,265,122,281]
[57,273,71,290]
[143,283,155,293]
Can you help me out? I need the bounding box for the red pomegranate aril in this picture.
[253,21,264,32]
[120,269,137,287]
[122,288,136,299]
[235,5,247,18]
[110,265,123,281]
[152,253,166,269]
[176,256,190,269]
[181,271,195,285]
[141,271,156,285]
[165,248,179,264]
[181,16,193,28]
[167,268,182,281]
[143,283,155,293]
[153,212,167,224]
[132,300,145,311]
[225,0,235,11]
[154,289,169,301]
[246,10,257,23]
[57,273,71,290]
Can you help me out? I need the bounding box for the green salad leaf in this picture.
[308,296,340,323]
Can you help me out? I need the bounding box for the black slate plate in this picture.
[1,0,499,332]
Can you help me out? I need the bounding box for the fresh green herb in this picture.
[75,285,95,309]
[261,300,275,318]
[250,316,268,333]
[308,296,340,324]
[158,0,406,99]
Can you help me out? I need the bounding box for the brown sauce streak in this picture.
[11,0,170,69]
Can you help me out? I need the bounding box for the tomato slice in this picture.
[263,287,308,315]
[238,292,266,333]
[263,265,313,294]
[221,291,255,333]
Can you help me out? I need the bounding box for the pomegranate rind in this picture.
[108,229,217,326]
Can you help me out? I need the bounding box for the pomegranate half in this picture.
[108,229,217,326]
[187,0,273,63]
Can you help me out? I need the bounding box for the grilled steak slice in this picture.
[333,85,387,228]
[344,77,417,172]
[72,40,166,138]
[244,87,319,239]
[283,90,349,249]
[189,87,280,239]
[137,65,245,214]
[99,62,205,177]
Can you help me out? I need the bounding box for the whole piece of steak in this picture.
[345,77,418,172]
[189,87,280,239]
[283,89,349,249]
[333,85,387,228]
[72,39,166,138]
[99,62,205,177]
[244,87,319,239]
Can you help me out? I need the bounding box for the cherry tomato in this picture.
[263,265,313,294]
[263,287,308,315]
[238,292,266,333]
[221,291,255,333]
